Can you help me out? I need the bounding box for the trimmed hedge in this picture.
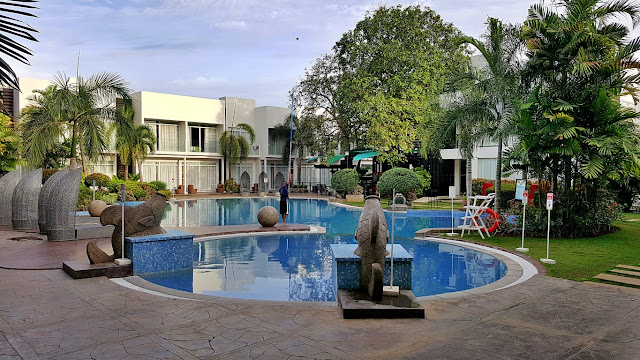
[331,169,360,196]
[377,167,421,198]
[85,173,111,188]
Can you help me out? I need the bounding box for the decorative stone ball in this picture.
[88,200,108,217]
[257,206,279,227]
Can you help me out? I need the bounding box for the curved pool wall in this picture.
[162,198,466,238]
[140,233,508,302]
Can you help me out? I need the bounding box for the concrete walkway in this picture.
[0,228,639,359]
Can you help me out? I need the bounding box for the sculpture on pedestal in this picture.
[353,195,388,300]
[87,193,167,264]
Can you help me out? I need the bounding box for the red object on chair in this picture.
[482,182,493,196]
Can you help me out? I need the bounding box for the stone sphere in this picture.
[88,200,108,217]
[257,206,279,227]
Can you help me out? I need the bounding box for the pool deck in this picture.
[1,227,639,359]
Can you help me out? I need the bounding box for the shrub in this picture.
[224,178,237,192]
[128,173,140,182]
[158,190,172,199]
[132,188,147,200]
[42,169,58,184]
[99,193,118,204]
[376,167,421,198]
[331,169,360,196]
[149,180,167,191]
[85,173,111,188]
[76,184,93,211]
[412,167,432,197]
[520,188,622,238]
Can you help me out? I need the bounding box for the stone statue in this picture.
[354,195,388,299]
[87,193,167,264]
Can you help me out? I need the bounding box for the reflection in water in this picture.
[141,233,507,301]
[144,199,505,301]
[162,199,465,239]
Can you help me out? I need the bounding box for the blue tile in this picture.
[125,230,194,275]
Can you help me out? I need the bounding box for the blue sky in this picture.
[12,0,547,107]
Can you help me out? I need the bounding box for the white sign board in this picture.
[448,186,456,199]
[546,193,553,210]
[515,180,526,200]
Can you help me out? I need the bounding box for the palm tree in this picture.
[20,72,132,173]
[114,104,156,182]
[219,123,255,180]
[0,0,38,91]
[519,0,640,189]
[457,17,524,215]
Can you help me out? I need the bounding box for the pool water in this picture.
[162,198,466,237]
[139,198,507,301]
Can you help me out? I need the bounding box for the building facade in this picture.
[9,78,331,192]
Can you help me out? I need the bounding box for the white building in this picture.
[7,78,331,192]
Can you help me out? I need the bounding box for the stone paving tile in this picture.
[50,335,184,360]
[0,333,21,359]
[237,304,340,332]
[215,338,348,360]
[18,313,139,356]
[495,297,620,336]
[1,296,102,331]
[158,313,284,358]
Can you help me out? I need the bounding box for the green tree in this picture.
[220,123,255,180]
[0,0,38,90]
[20,72,132,173]
[114,105,156,182]
[510,0,640,235]
[0,114,19,170]
[271,112,320,184]
[456,17,524,214]
[334,5,469,164]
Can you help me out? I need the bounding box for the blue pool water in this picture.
[161,198,466,237]
[140,199,507,301]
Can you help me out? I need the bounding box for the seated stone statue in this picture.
[354,195,389,299]
[87,193,167,264]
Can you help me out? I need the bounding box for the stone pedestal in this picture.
[330,244,413,290]
[125,229,194,275]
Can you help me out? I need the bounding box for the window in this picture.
[268,128,287,156]
[190,126,217,153]
[149,122,180,152]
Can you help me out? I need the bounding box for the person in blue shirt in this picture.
[279,181,289,224]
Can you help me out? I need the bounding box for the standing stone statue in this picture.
[87,193,167,264]
[354,195,389,299]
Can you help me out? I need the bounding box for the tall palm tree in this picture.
[114,104,156,182]
[457,17,524,215]
[0,0,38,91]
[219,123,255,180]
[20,72,132,173]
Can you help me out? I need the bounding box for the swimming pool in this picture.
[161,198,466,238]
[141,233,507,301]
[137,198,507,301]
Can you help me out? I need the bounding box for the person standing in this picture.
[279,181,289,224]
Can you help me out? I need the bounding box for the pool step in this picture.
[593,273,640,287]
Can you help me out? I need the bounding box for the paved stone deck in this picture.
[0,228,639,359]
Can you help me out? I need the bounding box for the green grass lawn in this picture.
[446,212,640,282]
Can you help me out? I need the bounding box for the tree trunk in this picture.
[494,136,503,215]
[296,156,302,185]
[80,148,88,175]
[124,161,129,181]
[137,156,143,183]
[466,156,472,206]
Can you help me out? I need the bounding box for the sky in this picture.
[7,0,568,107]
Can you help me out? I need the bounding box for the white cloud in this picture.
[215,21,248,30]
